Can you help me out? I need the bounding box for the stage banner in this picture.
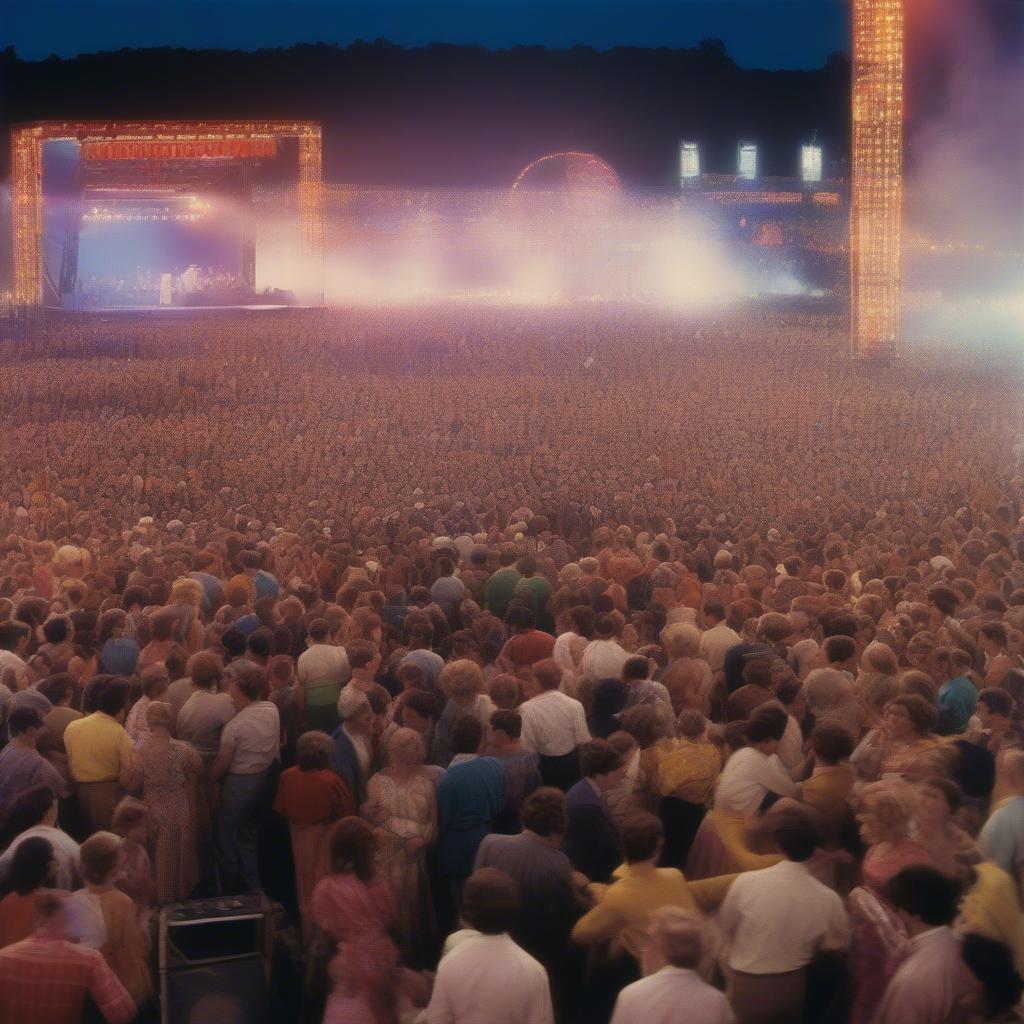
[82,138,278,161]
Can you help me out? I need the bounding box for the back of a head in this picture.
[823,634,857,664]
[521,787,568,837]
[489,708,522,741]
[744,705,788,744]
[770,805,821,862]
[621,655,649,682]
[8,835,54,895]
[532,658,563,692]
[42,616,70,645]
[188,650,224,690]
[8,706,44,737]
[961,933,1024,1019]
[95,677,130,717]
[757,612,792,645]
[811,721,855,764]
[579,738,622,779]
[677,709,707,739]
[650,907,706,970]
[451,714,483,756]
[36,672,74,707]
[226,660,265,702]
[621,811,664,863]
[461,868,520,935]
[308,617,330,643]
[886,865,962,926]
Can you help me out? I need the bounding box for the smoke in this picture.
[905,0,1024,252]
[254,189,801,308]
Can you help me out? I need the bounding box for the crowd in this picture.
[0,306,1023,1023]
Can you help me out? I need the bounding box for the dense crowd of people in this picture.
[0,305,1023,1023]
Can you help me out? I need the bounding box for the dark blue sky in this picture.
[4,0,850,70]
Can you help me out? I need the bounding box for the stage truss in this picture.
[11,120,324,307]
[850,0,903,359]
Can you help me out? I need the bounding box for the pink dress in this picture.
[311,873,399,1024]
[848,839,929,1024]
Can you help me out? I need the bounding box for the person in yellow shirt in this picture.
[572,811,735,958]
[64,678,134,834]
[801,722,855,844]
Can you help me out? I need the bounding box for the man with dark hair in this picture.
[436,718,508,919]
[0,707,69,814]
[513,556,554,633]
[875,866,971,1024]
[718,805,849,1023]
[211,660,280,893]
[425,868,554,1024]
[0,619,31,689]
[497,605,556,672]
[563,740,625,883]
[486,709,541,831]
[64,679,133,834]
[36,674,83,758]
[573,811,733,950]
[474,786,579,1004]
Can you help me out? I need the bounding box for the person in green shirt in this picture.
[513,556,555,634]
[484,546,522,619]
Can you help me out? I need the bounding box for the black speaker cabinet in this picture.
[159,895,274,1024]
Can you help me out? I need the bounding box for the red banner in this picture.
[82,138,278,161]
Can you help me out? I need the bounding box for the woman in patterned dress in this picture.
[364,727,437,966]
[129,700,203,904]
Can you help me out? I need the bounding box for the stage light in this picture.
[801,144,823,184]
[737,143,758,182]
[679,143,700,187]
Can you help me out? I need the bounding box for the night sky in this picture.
[4,0,851,70]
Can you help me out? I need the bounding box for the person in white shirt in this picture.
[520,660,591,791]
[425,867,555,1024]
[714,707,799,816]
[718,806,850,1024]
[580,615,631,682]
[210,660,280,894]
[874,865,974,1024]
[699,601,741,675]
[611,906,734,1024]
[0,619,31,690]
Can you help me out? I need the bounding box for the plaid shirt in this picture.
[0,935,136,1024]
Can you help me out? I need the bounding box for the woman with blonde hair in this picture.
[168,576,205,653]
[273,730,354,943]
[364,727,437,965]
[848,782,931,1024]
[659,623,713,716]
[432,658,494,766]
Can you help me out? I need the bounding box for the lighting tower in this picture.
[850,0,904,359]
